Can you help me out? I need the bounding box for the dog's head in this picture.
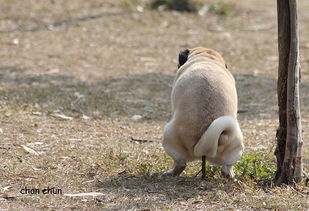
[178,47,227,69]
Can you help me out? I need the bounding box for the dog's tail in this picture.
[193,116,242,158]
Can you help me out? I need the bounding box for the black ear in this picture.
[178,49,190,68]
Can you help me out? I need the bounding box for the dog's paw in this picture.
[221,165,235,178]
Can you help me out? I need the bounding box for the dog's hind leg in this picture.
[162,144,186,176]
[162,123,187,176]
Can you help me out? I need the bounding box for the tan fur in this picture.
[162,47,244,177]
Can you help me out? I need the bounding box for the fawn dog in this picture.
[162,47,244,178]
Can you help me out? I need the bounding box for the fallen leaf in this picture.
[131,115,142,121]
[82,114,90,120]
[64,192,104,197]
[21,145,40,156]
[47,68,60,74]
[199,5,210,16]
[27,142,44,146]
[136,5,144,12]
[74,92,85,99]
[2,186,12,191]
[51,113,73,120]
[12,38,19,45]
[32,112,42,116]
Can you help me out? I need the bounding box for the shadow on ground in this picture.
[94,173,235,210]
[0,65,308,121]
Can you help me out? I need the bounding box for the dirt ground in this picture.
[0,0,308,210]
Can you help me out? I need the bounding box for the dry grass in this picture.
[0,0,309,210]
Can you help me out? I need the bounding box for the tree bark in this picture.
[275,0,303,185]
[275,0,290,182]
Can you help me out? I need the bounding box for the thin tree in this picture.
[275,0,303,185]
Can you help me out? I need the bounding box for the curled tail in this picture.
[194,116,242,158]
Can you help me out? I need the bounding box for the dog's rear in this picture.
[162,47,244,177]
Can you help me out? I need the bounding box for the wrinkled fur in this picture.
[162,47,244,178]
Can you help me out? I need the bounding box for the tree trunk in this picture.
[275,0,303,186]
[275,0,290,182]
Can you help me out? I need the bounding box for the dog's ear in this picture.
[178,49,190,68]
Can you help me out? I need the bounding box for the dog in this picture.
[162,47,244,178]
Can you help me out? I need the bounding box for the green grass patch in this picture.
[234,151,276,181]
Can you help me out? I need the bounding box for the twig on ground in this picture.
[290,186,306,197]
[237,109,248,113]
[130,137,155,143]
[0,193,17,200]
[194,169,202,178]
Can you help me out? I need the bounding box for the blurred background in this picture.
[0,0,308,119]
